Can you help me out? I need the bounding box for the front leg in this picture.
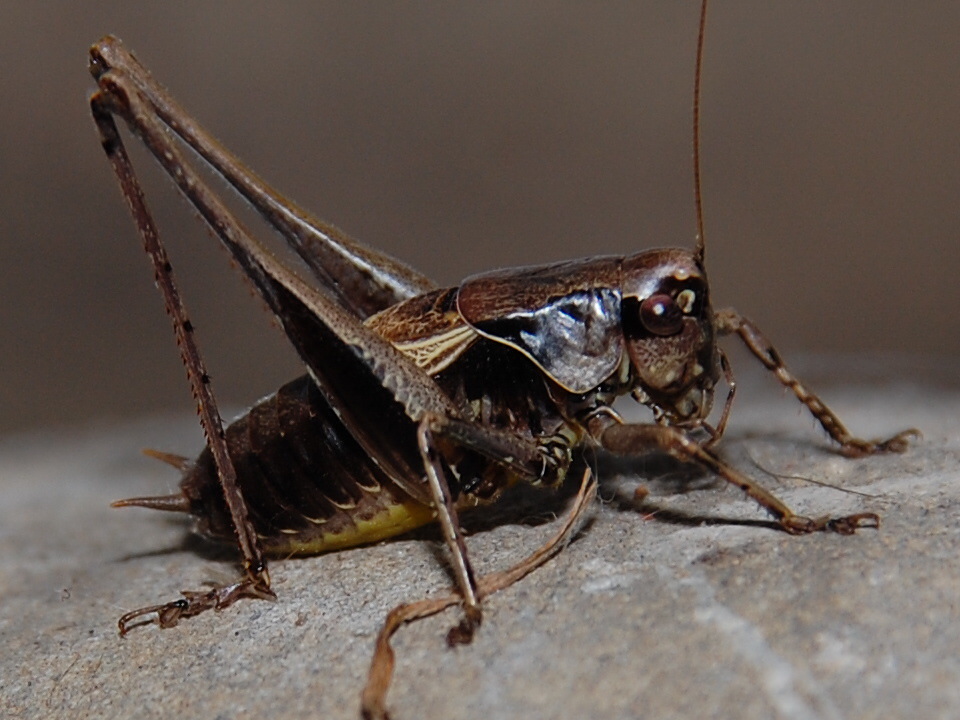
[714,308,918,457]
[601,422,878,534]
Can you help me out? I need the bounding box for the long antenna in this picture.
[693,0,708,264]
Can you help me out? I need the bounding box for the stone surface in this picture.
[2,360,958,720]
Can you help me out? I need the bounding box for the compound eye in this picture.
[639,293,683,336]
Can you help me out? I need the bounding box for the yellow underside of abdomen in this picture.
[263,499,437,556]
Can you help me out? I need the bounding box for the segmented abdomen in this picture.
[180,375,434,555]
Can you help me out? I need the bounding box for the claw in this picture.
[840,428,920,458]
[877,428,921,453]
[118,577,276,635]
[445,604,483,647]
[780,511,880,536]
[825,512,880,535]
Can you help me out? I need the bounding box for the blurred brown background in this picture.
[1,2,957,436]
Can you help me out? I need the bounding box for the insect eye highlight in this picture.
[639,293,684,336]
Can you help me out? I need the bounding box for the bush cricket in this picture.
[89,1,916,716]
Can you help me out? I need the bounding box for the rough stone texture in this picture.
[2,359,958,720]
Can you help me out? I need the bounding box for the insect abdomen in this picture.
[177,375,434,555]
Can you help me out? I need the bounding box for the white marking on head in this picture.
[677,289,696,314]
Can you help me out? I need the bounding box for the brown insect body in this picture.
[90,7,917,713]
[164,248,712,557]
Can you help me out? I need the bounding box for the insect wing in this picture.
[239,246,464,504]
